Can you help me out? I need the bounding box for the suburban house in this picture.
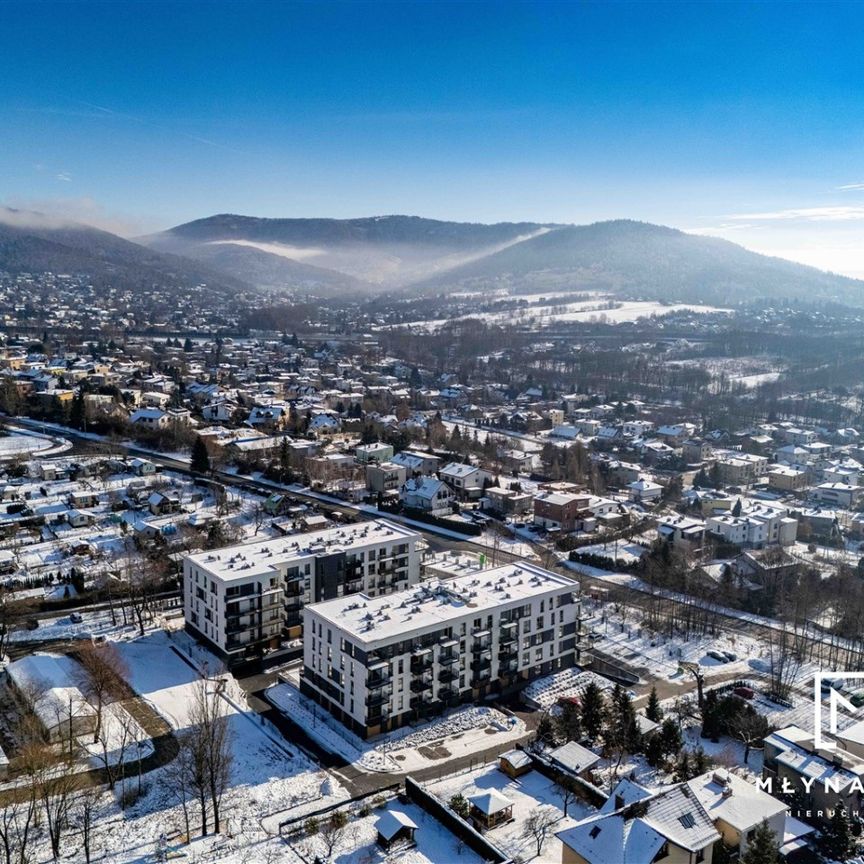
[533,491,594,532]
[400,477,454,515]
[483,485,533,516]
[366,461,407,495]
[439,462,491,500]
[356,442,395,464]
[627,478,663,504]
[763,725,864,825]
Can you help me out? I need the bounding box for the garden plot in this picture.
[584,605,763,681]
[521,668,615,711]
[429,764,595,863]
[290,800,486,864]
[267,680,525,773]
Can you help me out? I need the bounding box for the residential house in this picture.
[400,477,454,515]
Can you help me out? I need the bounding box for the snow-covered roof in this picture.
[375,809,418,840]
[499,749,533,770]
[549,741,601,774]
[469,789,513,816]
[184,519,419,583]
[686,769,786,833]
[7,652,96,731]
[559,784,719,863]
[308,562,575,645]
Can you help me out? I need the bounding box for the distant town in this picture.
[0,293,861,864]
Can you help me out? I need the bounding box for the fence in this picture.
[522,746,608,809]
[403,776,511,864]
[277,782,402,836]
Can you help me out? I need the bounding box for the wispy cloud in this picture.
[55,172,72,182]
[837,183,864,191]
[0,195,160,237]
[74,100,245,154]
[729,206,864,222]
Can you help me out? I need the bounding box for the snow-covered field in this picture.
[267,680,526,773]
[429,764,595,863]
[388,297,731,332]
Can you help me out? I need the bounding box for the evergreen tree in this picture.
[732,498,743,517]
[183,337,194,352]
[742,819,780,864]
[819,806,856,862]
[645,686,663,722]
[69,389,86,431]
[556,700,582,743]
[580,682,606,743]
[191,437,211,474]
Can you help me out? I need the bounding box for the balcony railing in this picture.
[366,687,392,708]
[438,667,459,684]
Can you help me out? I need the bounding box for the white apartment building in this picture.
[300,562,587,738]
[182,519,423,667]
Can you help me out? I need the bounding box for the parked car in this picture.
[722,651,738,662]
[69,612,83,623]
[706,650,728,663]
[733,686,755,700]
[25,617,39,630]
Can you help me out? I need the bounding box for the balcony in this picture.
[439,650,459,666]
[471,675,492,688]
[410,674,433,693]
[438,667,459,684]
[471,656,491,673]
[499,659,519,675]
[410,695,432,712]
[471,645,492,661]
[499,644,518,661]
[438,687,460,704]
[410,653,433,673]
[366,687,392,708]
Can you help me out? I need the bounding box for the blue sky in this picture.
[3,0,864,274]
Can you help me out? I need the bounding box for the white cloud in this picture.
[837,183,864,191]
[728,206,864,222]
[55,172,72,182]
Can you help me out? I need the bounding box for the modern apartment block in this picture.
[182,519,423,667]
[300,562,587,738]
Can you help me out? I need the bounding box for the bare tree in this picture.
[41,759,79,861]
[0,786,38,864]
[188,676,234,835]
[556,777,579,818]
[319,810,350,858]
[522,806,559,858]
[164,733,195,841]
[75,641,130,743]
[72,785,101,864]
[767,622,803,701]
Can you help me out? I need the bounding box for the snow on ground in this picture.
[585,602,762,682]
[120,632,348,816]
[572,541,647,566]
[83,701,154,768]
[429,764,595,863]
[521,667,615,711]
[290,800,486,864]
[267,679,525,773]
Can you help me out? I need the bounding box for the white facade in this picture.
[300,562,586,738]
[182,519,423,665]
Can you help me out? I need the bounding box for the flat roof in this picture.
[305,561,576,644]
[184,518,419,583]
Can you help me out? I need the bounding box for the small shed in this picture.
[499,748,533,779]
[375,809,418,850]
[549,741,601,779]
[468,789,514,831]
